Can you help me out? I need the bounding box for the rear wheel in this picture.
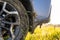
[0,0,29,40]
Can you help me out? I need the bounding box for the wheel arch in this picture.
[19,0,35,32]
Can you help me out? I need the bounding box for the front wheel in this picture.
[0,0,29,40]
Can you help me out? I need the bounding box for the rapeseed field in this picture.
[25,24,60,40]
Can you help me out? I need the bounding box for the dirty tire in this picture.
[0,0,29,40]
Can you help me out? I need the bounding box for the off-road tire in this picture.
[0,0,29,40]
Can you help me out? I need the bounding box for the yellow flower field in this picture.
[25,24,60,40]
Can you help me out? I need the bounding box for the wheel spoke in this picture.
[2,21,20,25]
[3,9,18,15]
[0,2,7,15]
[3,2,7,10]
[8,11,18,15]
[2,24,15,40]
[10,24,15,40]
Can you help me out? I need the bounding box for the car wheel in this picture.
[0,0,29,40]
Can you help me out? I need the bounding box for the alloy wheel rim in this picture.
[0,2,20,40]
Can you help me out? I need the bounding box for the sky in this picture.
[32,0,51,17]
[49,0,60,24]
[32,0,60,24]
[32,0,51,22]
